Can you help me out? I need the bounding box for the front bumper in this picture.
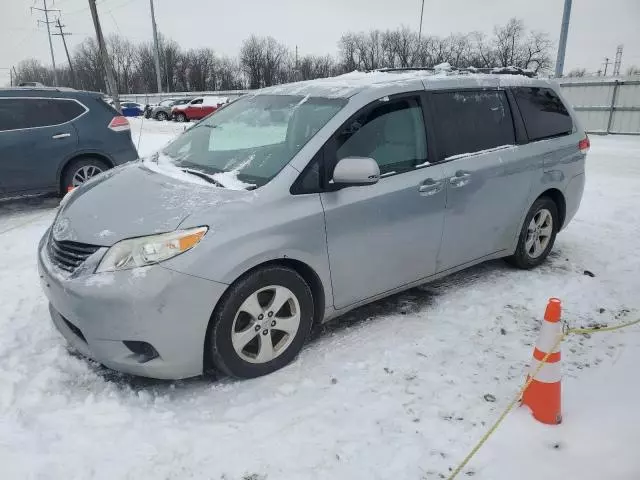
[38,231,228,380]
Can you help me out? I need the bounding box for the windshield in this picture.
[161,94,346,189]
[159,100,174,106]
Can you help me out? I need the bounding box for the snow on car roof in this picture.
[259,64,553,98]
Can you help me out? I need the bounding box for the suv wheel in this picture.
[208,266,314,378]
[155,111,168,121]
[507,197,559,269]
[62,158,109,193]
[175,112,187,122]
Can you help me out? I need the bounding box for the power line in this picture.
[52,17,76,87]
[31,0,60,86]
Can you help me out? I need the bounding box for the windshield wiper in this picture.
[181,167,225,188]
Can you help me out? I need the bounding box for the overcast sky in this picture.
[2,0,639,86]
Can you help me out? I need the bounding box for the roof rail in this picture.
[376,66,536,78]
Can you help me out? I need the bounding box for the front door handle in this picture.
[449,170,471,188]
[52,133,71,139]
[418,179,444,196]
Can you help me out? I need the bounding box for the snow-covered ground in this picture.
[0,121,639,479]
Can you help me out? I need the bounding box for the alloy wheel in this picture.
[72,165,103,186]
[525,208,553,258]
[231,285,301,364]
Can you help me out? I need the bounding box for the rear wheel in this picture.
[61,158,109,194]
[208,266,314,378]
[175,112,187,122]
[155,111,168,121]
[507,197,558,269]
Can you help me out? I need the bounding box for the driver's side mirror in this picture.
[332,157,380,186]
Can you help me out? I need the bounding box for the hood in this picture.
[55,161,254,246]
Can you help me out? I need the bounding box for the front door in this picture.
[428,89,534,272]
[320,93,447,309]
[0,97,80,194]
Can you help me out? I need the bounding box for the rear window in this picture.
[0,98,86,131]
[431,90,515,159]
[513,87,573,141]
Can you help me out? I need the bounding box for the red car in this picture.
[172,96,228,122]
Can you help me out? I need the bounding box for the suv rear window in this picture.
[0,98,86,131]
[430,90,515,159]
[513,87,573,141]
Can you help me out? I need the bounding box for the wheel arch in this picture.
[537,188,566,229]
[202,258,326,373]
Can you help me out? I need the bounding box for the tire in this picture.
[506,196,559,269]
[175,112,187,123]
[61,157,110,194]
[208,266,314,379]
[155,111,168,121]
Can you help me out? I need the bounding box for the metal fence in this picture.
[559,77,640,135]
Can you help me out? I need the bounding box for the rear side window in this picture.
[0,99,29,131]
[0,98,86,131]
[513,87,573,141]
[431,90,515,159]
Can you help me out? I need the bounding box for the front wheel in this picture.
[506,197,559,269]
[155,111,168,121]
[208,266,314,378]
[175,112,187,122]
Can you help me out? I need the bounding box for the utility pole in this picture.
[149,0,162,93]
[32,0,60,86]
[603,57,612,77]
[88,0,121,111]
[613,45,623,77]
[53,18,76,88]
[554,0,572,77]
[418,0,425,43]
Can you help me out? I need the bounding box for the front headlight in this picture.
[96,226,208,273]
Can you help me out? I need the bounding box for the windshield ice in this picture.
[161,94,346,188]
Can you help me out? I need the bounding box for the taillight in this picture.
[578,136,590,154]
[108,116,130,132]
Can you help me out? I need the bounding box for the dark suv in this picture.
[0,87,138,197]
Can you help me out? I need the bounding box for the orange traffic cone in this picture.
[522,298,563,425]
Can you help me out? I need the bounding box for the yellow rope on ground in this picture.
[446,317,640,480]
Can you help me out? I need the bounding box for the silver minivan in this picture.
[38,71,588,380]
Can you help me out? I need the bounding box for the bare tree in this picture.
[240,35,264,89]
[566,68,587,77]
[491,18,552,72]
[626,66,640,76]
[13,18,554,92]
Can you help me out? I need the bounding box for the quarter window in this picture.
[0,98,86,131]
[431,90,515,159]
[333,96,428,176]
[513,87,573,141]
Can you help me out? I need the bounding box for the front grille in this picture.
[47,237,100,272]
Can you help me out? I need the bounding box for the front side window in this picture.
[431,90,515,159]
[333,96,428,176]
[0,98,85,131]
[513,87,573,141]
[161,94,346,188]
[191,99,203,105]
